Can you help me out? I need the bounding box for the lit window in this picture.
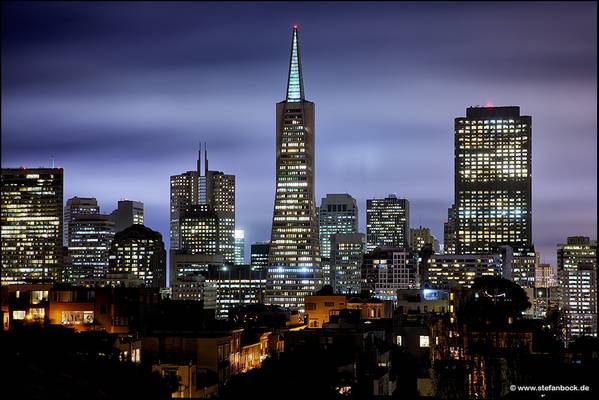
[396,335,402,346]
[420,335,430,347]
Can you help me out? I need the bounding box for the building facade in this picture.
[1,168,64,284]
[64,197,99,246]
[366,195,410,252]
[331,233,366,294]
[557,236,597,340]
[109,199,144,233]
[426,254,503,289]
[107,224,166,288]
[250,242,270,272]
[170,170,199,251]
[266,26,321,310]
[443,205,457,255]
[410,226,440,254]
[454,106,532,254]
[234,229,245,265]
[319,194,359,285]
[362,247,418,301]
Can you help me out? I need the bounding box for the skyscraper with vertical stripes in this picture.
[266,26,321,310]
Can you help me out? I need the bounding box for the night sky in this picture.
[2,2,596,268]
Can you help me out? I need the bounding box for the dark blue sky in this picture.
[2,2,597,267]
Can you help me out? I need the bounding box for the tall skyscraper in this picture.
[107,224,166,288]
[179,204,219,255]
[1,168,64,284]
[67,213,115,284]
[64,197,99,246]
[454,106,532,254]
[557,236,597,340]
[319,194,359,285]
[366,195,410,252]
[109,199,144,233]
[250,242,270,272]
[331,233,366,295]
[234,229,245,265]
[266,26,321,310]
[170,170,199,250]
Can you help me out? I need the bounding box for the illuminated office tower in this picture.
[454,106,532,254]
[509,246,539,288]
[64,197,99,246]
[1,168,63,284]
[170,170,199,250]
[234,229,245,265]
[319,194,358,285]
[558,236,597,340]
[179,204,219,255]
[535,263,557,288]
[266,26,321,310]
[107,224,166,288]
[331,233,366,295]
[109,199,144,233]
[443,205,457,255]
[68,213,114,284]
[410,226,440,254]
[366,195,410,252]
[205,169,235,264]
[251,242,270,272]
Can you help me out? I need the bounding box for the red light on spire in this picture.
[485,101,494,108]
[293,24,299,29]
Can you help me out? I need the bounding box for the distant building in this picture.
[67,214,115,285]
[366,195,410,252]
[426,254,503,289]
[1,168,64,284]
[234,229,245,265]
[319,194,359,285]
[109,199,144,233]
[362,247,419,301]
[535,263,557,288]
[330,233,366,294]
[250,242,270,272]
[557,236,597,340]
[509,246,538,288]
[410,226,440,254]
[170,170,199,250]
[107,224,166,288]
[266,26,321,310]
[64,197,99,246]
[443,205,457,255]
[454,106,532,254]
[171,272,205,301]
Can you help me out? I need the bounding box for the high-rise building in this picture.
[454,106,532,254]
[443,205,457,255]
[535,263,557,288]
[319,194,359,285]
[179,204,219,256]
[1,168,64,284]
[170,170,199,250]
[67,213,115,284]
[362,247,418,301]
[366,195,410,252]
[234,229,245,265]
[331,233,366,295]
[426,254,503,289]
[250,242,270,272]
[107,224,166,288]
[557,236,597,340]
[109,199,144,233]
[266,26,321,310]
[410,226,440,254]
[64,197,99,246]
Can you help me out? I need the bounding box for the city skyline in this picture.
[2,2,597,267]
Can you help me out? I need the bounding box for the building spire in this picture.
[285,25,304,102]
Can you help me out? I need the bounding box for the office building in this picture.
[331,233,366,294]
[454,106,532,254]
[1,168,63,284]
[318,194,359,285]
[67,213,114,284]
[443,205,457,255]
[410,226,440,254]
[179,204,219,255]
[250,242,270,272]
[266,26,321,310]
[109,199,144,233]
[64,197,99,246]
[509,246,538,288]
[107,224,166,288]
[535,263,557,288]
[234,229,245,265]
[366,195,410,252]
[170,170,199,250]
[362,247,418,301]
[557,236,597,340]
[426,254,503,289]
